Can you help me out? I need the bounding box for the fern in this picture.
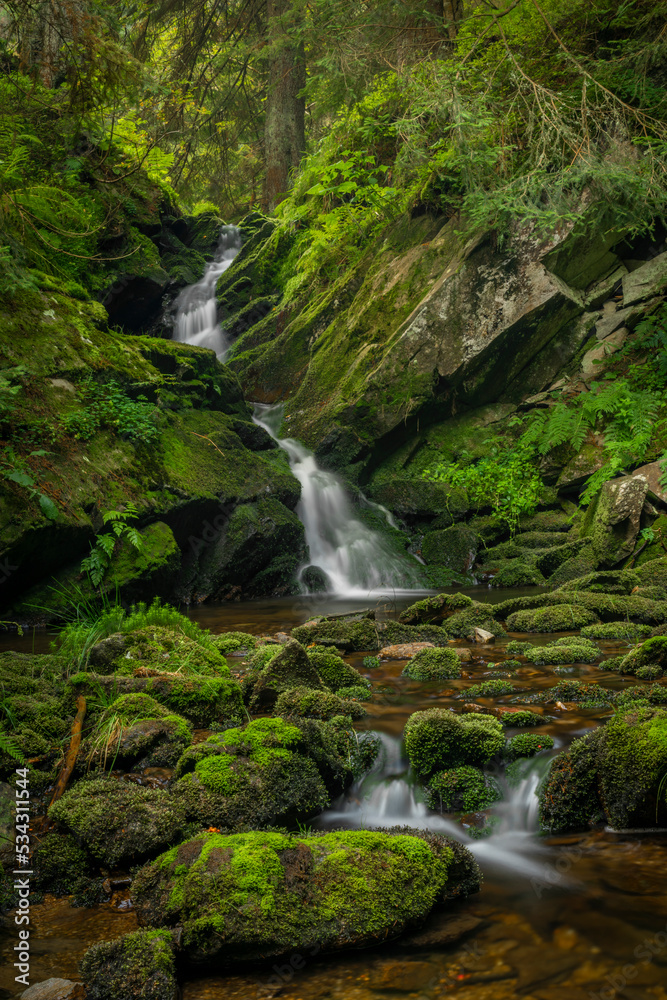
[0,729,26,764]
[81,504,145,587]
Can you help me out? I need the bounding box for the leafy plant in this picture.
[81,503,144,587]
[63,379,159,446]
[0,448,59,520]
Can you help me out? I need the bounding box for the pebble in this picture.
[20,981,85,1000]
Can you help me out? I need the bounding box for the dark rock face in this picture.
[130,828,481,966]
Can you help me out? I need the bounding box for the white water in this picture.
[320,734,554,881]
[253,404,423,597]
[172,225,241,357]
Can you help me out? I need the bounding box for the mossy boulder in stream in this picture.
[130,828,481,965]
[49,778,187,866]
[292,617,380,651]
[399,592,473,626]
[249,639,324,709]
[617,636,667,677]
[540,704,667,831]
[404,709,505,779]
[425,767,501,813]
[402,647,462,681]
[81,928,178,1000]
[81,693,192,770]
[89,626,229,676]
[307,646,367,692]
[274,686,367,721]
[506,604,600,632]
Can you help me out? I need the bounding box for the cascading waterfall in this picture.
[320,733,555,881]
[172,225,241,357]
[253,403,423,596]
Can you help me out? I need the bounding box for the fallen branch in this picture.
[48,696,86,809]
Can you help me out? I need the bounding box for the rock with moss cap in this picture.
[441,604,506,640]
[636,556,667,590]
[404,708,505,779]
[617,636,667,677]
[506,604,600,633]
[490,562,545,588]
[378,621,451,646]
[402,647,462,681]
[81,693,192,771]
[130,828,480,965]
[89,626,229,677]
[399,593,473,626]
[250,639,323,709]
[274,686,367,721]
[580,621,653,641]
[212,631,259,655]
[307,646,368,692]
[540,704,667,831]
[505,732,555,761]
[499,709,544,727]
[527,679,614,707]
[524,637,599,666]
[32,832,104,907]
[292,617,380,652]
[171,717,329,829]
[425,766,501,813]
[49,778,187,866]
[80,928,178,1000]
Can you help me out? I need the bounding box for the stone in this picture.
[584,475,649,565]
[594,304,633,340]
[80,928,178,1000]
[622,251,667,305]
[580,327,627,375]
[20,981,85,1000]
[472,627,494,643]
[632,461,667,507]
[368,960,437,991]
[379,642,435,659]
[399,911,483,949]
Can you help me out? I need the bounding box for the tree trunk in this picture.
[264,0,305,212]
[396,0,463,66]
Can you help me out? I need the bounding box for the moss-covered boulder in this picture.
[498,710,544,727]
[580,621,653,641]
[90,626,229,677]
[421,524,477,574]
[540,704,667,831]
[250,639,324,709]
[441,604,506,640]
[367,479,468,523]
[80,928,178,1000]
[33,832,104,907]
[171,718,329,829]
[557,569,641,594]
[425,767,501,813]
[490,561,545,588]
[618,636,667,677]
[291,617,380,651]
[82,694,192,770]
[402,647,462,681]
[524,637,600,666]
[505,732,555,760]
[399,592,473,626]
[581,475,648,566]
[528,679,614,706]
[131,828,481,964]
[274,686,367,721]
[404,708,505,778]
[307,647,367,692]
[378,621,451,646]
[49,778,187,866]
[506,604,600,632]
[213,631,259,654]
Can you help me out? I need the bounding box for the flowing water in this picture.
[2,594,667,999]
[253,404,423,596]
[171,225,242,357]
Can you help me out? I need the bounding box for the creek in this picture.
[1,591,667,999]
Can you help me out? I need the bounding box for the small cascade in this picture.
[172,225,241,357]
[320,734,554,881]
[253,404,422,596]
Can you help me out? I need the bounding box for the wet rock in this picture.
[379,642,435,659]
[511,946,579,990]
[89,633,127,670]
[80,928,178,1000]
[399,592,473,626]
[622,251,667,304]
[402,647,462,680]
[250,639,323,709]
[368,959,437,991]
[20,980,85,1000]
[404,708,505,778]
[422,524,478,574]
[473,627,495,643]
[131,828,480,965]
[399,910,483,949]
[583,475,649,566]
[292,618,380,652]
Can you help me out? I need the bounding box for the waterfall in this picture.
[253,404,422,596]
[319,734,556,881]
[172,225,241,357]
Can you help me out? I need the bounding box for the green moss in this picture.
[399,592,473,625]
[636,665,664,680]
[539,729,606,832]
[33,831,104,907]
[250,639,324,710]
[404,708,505,778]
[528,680,614,706]
[111,626,230,678]
[379,621,451,645]
[49,778,187,866]
[402,647,462,681]
[499,710,544,727]
[213,631,259,654]
[525,639,599,666]
[247,644,281,669]
[462,679,515,698]
[421,524,477,574]
[616,684,667,708]
[505,640,533,656]
[442,604,506,639]
[490,561,545,588]
[600,705,667,828]
[636,557,667,590]
[506,604,600,632]
[308,647,367,692]
[425,766,501,812]
[505,732,555,760]
[80,928,178,1000]
[274,686,367,721]
[618,636,667,676]
[558,570,641,594]
[131,827,478,963]
[336,684,372,701]
[292,618,380,651]
[581,622,653,641]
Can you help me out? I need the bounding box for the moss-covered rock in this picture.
[505,732,555,760]
[425,766,501,813]
[546,549,598,586]
[90,626,230,677]
[378,621,451,646]
[131,828,480,964]
[462,679,515,698]
[291,617,380,651]
[504,640,533,656]
[33,832,104,907]
[250,639,324,709]
[274,686,367,721]
[82,694,193,770]
[404,708,505,778]
[494,589,667,625]
[524,638,599,666]
[528,680,614,706]
[540,704,667,831]
[499,710,544,727]
[580,621,653,641]
[442,604,506,639]
[636,557,667,590]
[336,684,372,701]
[399,592,473,626]
[490,561,545,588]
[367,479,468,523]
[402,647,462,681]
[421,524,477,574]
[307,647,367,692]
[506,604,600,632]
[213,631,259,654]
[80,928,178,1000]
[618,636,667,677]
[49,778,187,866]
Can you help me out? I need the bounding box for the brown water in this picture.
[1,588,667,1000]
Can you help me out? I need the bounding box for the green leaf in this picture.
[5,471,34,488]
[38,494,59,520]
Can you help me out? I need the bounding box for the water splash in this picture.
[172,225,241,357]
[319,734,554,881]
[253,404,423,596]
